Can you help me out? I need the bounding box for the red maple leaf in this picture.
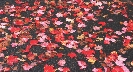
[44,64,55,72]
[73,8,80,13]
[82,50,95,57]
[57,53,63,58]
[38,54,48,61]
[9,27,20,33]
[111,66,124,72]
[30,40,38,45]
[63,67,70,72]
[67,52,77,58]
[15,0,22,4]
[104,40,110,44]
[85,38,93,42]
[0,47,7,52]
[27,52,35,60]
[24,18,31,23]
[98,21,106,26]
[123,41,130,46]
[91,33,98,38]
[63,12,68,17]
[23,45,32,52]
[7,55,18,65]
[97,68,103,72]
[14,19,24,25]
[3,67,10,71]
[83,32,88,35]
[68,35,74,40]
[23,62,33,70]
[3,17,9,22]
[88,43,96,48]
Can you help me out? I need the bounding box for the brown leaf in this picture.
[0,41,9,48]
[101,63,107,67]
[126,62,131,66]
[13,66,18,70]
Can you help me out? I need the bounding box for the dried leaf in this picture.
[77,34,85,40]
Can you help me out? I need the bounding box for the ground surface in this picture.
[0,0,133,72]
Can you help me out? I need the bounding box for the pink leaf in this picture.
[87,13,94,19]
[0,64,3,71]
[93,26,100,31]
[23,63,33,70]
[104,67,107,72]
[40,21,48,28]
[38,38,44,42]
[56,13,63,17]
[125,36,132,40]
[105,37,111,41]
[123,21,128,26]
[41,42,48,47]
[121,66,130,72]
[11,43,18,47]
[22,38,29,42]
[69,29,76,33]
[92,68,102,72]
[37,10,44,14]
[55,21,63,25]
[110,38,116,42]
[83,47,90,51]
[58,60,66,66]
[1,23,7,25]
[37,33,45,36]
[58,67,63,71]
[122,27,127,31]
[66,44,73,48]
[92,68,98,72]
[96,2,102,6]
[98,6,104,9]
[78,23,86,28]
[77,61,87,69]
[35,17,39,20]
[118,55,127,61]
[65,24,72,29]
[94,45,103,50]
[108,19,113,21]
[0,53,4,57]
[115,60,125,66]
[82,17,88,21]
[115,31,122,35]
[84,8,90,11]
[89,34,93,37]
[76,49,82,53]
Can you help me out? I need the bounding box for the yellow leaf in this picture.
[59,47,64,49]
[120,22,123,24]
[111,51,117,54]
[49,28,54,31]
[103,15,108,18]
[131,61,133,66]
[77,34,85,40]
[88,57,96,64]
[61,41,67,46]
[17,58,26,61]
[96,37,103,41]
[129,44,133,48]
[77,12,83,17]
